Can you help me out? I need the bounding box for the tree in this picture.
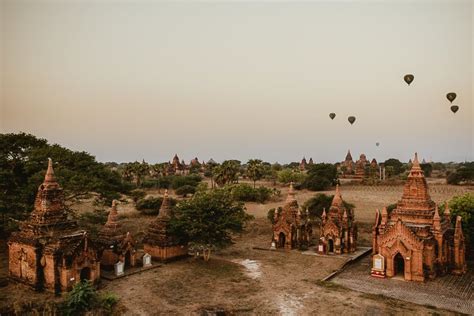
[446,162,474,185]
[175,185,196,197]
[0,133,130,236]
[383,159,404,177]
[170,188,252,261]
[302,163,338,191]
[213,160,240,187]
[246,159,265,188]
[122,161,150,187]
[277,168,306,185]
[303,193,354,219]
[420,163,433,177]
[446,193,474,258]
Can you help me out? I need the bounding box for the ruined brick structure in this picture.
[8,159,100,293]
[143,190,188,261]
[372,153,467,281]
[299,157,307,171]
[341,150,355,176]
[171,154,186,175]
[272,183,312,249]
[97,200,137,270]
[354,154,369,180]
[318,185,357,254]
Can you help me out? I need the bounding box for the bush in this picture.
[61,281,119,316]
[229,184,273,203]
[171,174,202,190]
[447,162,474,185]
[302,164,338,191]
[136,196,177,215]
[277,169,306,185]
[78,209,108,225]
[303,193,354,219]
[129,189,146,203]
[175,185,196,197]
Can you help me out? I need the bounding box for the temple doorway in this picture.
[80,267,91,281]
[125,251,131,268]
[278,232,286,248]
[328,239,334,253]
[394,253,404,277]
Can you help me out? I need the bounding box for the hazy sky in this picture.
[1,0,473,163]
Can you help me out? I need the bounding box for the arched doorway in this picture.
[125,251,131,268]
[394,253,404,277]
[278,232,286,248]
[328,239,334,253]
[80,267,91,281]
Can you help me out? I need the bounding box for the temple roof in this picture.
[345,150,353,161]
[98,200,123,243]
[158,190,173,219]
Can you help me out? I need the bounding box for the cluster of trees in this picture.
[0,133,130,236]
[169,188,253,260]
[447,162,474,185]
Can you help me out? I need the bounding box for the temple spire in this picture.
[286,182,296,202]
[331,184,343,207]
[433,204,441,231]
[158,190,172,219]
[44,158,57,183]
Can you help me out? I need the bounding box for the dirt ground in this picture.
[1,182,472,315]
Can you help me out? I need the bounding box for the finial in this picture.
[44,158,57,183]
[444,201,450,216]
[434,204,440,220]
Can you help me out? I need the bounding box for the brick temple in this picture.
[318,185,357,254]
[272,183,312,249]
[8,159,100,293]
[97,200,137,270]
[143,190,188,261]
[371,153,467,281]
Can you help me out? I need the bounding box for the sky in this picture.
[1,0,473,164]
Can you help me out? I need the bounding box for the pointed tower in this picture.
[318,185,356,254]
[8,159,100,293]
[143,190,187,261]
[372,153,467,282]
[452,216,467,274]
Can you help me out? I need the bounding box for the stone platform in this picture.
[332,255,473,314]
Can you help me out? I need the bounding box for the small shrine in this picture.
[318,185,357,254]
[8,159,100,293]
[272,183,312,249]
[143,190,188,261]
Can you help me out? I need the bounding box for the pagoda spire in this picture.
[44,158,57,184]
[433,204,441,231]
[331,184,343,207]
[158,190,172,219]
[286,182,296,202]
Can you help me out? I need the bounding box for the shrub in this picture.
[136,196,177,215]
[129,189,146,203]
[171,174,202,190]
[447,162,474,185]
[304,193,354,219]
[302,164,338,191]
[175,185,196,197]
[229,184,273,203]
[62,281,98,316]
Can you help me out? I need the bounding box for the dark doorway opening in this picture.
[394,253,404,277]
[328,239,334,253]
[278,232,286,248]
[125,251,131,268]
[80,267,91,281]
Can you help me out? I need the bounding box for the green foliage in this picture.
[122,160,150,187]
[303,193,354,219]
[129,189,146,203]
[213,160,241,186]
[136,196,177,215]
[387,203,397,213]
[446,162,474,185]
[420,163,433,177]
[62,281,99,316]
[246,159,265,187]
[175,185,196,197]
[383,159,404,176]
[267,207,282,224]
[447,193,474,257]
[0,133,130,236]
[169,188,253,250]
[302,164,338,191]
[61,281,119,316]
[141,175,202,190]
[228,183,274,203]
[277,168,306,185]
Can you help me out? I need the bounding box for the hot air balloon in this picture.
[348,116,356,125]
[376,142,380,147]
[450,105,459,113]
[446,92,456,103]
[404,74,414,85]
[329,113,336,120]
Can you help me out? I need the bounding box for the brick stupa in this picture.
[8,159,100,293]
[143,190,187,261]
[372,153,467,281]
